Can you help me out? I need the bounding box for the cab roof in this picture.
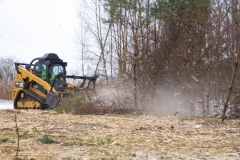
[39,53,63,62]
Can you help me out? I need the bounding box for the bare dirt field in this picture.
[0,109,240,160]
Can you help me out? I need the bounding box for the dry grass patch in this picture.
[0,109,239,159]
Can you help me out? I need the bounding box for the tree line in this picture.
[0,57,15,99]
[75,0,240,117]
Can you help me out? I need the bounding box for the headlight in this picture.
[15,82,23,88]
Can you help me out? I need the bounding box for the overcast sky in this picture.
[0,0,80,73]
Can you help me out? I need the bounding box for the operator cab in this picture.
[30,53,67,92]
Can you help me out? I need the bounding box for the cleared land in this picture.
[0,109,240,160]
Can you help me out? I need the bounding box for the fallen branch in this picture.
[14,114,20,159]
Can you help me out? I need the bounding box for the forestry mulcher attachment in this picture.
[12,53,98,110]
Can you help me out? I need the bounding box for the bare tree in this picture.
[75,0,240,116]
[0,56,16,99]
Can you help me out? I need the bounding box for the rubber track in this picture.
[14,89,47,109]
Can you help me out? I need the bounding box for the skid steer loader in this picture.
[12,53,98,110]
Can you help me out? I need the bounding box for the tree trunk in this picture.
[222,52,239,122]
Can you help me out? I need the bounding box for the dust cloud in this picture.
[144,90,192,116]
[94,86,134,108]
[93,84,223,117]
[94,86,194,116]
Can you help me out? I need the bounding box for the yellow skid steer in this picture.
[12,53,98,109]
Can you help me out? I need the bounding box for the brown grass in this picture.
[0,109,239,159]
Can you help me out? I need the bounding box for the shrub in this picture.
[56,92,88,114]
[0,79,13,100]
[38,135,59,144]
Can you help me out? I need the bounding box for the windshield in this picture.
[50,64,64,75]
[49,64,66,91]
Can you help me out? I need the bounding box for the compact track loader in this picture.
[12,53,98,109]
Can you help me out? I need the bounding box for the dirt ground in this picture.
[0,109,240,160]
